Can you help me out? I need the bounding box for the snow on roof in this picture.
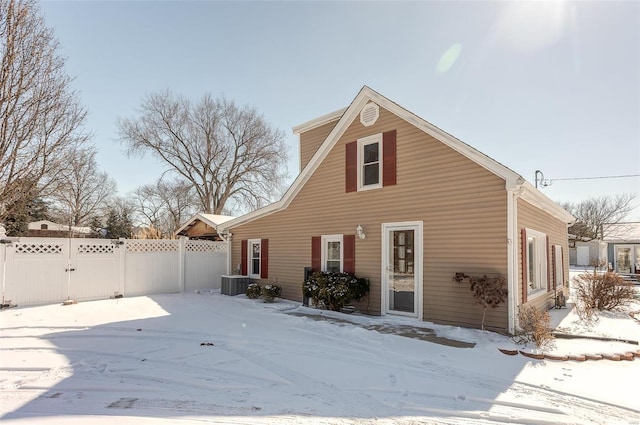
[604,222,640,242]
[27,220,92,234]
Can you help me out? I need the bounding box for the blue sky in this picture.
[39,1,640,219]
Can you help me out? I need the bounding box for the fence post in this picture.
[118,238,126,296]
[179,237,186,293]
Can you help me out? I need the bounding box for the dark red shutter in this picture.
[343,235,356,274]
[546,236,551,292]
[345,141,357,193]
[241,240,248,276]
[383,130,397,187]
[311,236,321,271]
[521,228,527,304]
[560,246,565,287]
[260,239,268,279]
[551,245,556,289]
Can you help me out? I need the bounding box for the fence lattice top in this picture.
[15,243,63,255]
[185,241,227,253]
[77,244,115,254]
[126,240,179,253]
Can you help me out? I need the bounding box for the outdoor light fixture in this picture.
[356,225,366,240]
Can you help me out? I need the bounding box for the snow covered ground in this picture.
[1,271,639,425]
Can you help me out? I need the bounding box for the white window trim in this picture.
[321,234,343,273]
[357,133,383,191]
[525,228,547,300]
[247,238,261,278]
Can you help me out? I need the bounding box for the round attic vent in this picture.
[360,102,379,127]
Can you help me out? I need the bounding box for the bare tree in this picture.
[118,91,289,215]
[131,178,198,238]
[0,0,90,222]
[47,143,117,233]
[560,194,637,241]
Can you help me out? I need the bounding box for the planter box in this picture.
[221,275,249,296]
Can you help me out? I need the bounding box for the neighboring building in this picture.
[218,87,574,334]
[174,213,236,240]
[604,222,640,274]
[570,239,607,267]
[27,220,92,238]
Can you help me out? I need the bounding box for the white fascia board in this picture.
[363,88,524,187]
[219,90,372,232]
[173,213,201,236]
[174,213,234,236]
[519,181,576,225]
[220,86,548,232]
[292,107,348,135]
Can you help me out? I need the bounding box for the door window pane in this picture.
[388,230,414,313]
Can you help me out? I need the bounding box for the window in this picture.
[247,239,261,278]
[241,239,268,279]
[358,134,382,190]
[523,228,547,298]
[321,235,343,273]
[346,130,396,193]
[40,224,48,230]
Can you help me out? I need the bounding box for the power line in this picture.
[550,174,640,182]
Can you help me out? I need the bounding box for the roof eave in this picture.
[519,182,576,225]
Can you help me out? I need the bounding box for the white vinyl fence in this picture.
[0,237,228,307]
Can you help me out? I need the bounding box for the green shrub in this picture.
[302,271,369,311]
[245,283,262,299]
[261,284,282,303]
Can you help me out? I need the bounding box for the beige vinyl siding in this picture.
[299,119,340,171]
[232,106,509,331]
[517,199,570,312]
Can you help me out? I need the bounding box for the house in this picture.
[174,213,236,240]
[27,220,92,238]
[570,239,607,267]
[604,222,640,274]
[217,87,574,334]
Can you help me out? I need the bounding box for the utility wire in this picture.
[549,174,640,182]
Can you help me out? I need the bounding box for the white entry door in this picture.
[382,222,423,318]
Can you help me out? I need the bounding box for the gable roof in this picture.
[27,220,92,234]
[603,222,640,243]
[219,86,573,231]
[174,213,236,237]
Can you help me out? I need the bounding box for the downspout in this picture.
[218,231,232,276]
[506,180,524,335]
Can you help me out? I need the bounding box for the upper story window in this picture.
[248,239,261,278]
[358,134,382,190]
[346,130,396,193]
[40,224,48,230]
[321,234,343,273]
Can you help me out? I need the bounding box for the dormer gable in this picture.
[293,107,345,170]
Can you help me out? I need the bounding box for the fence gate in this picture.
[3,238,69,306]
[69,239,120,301]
